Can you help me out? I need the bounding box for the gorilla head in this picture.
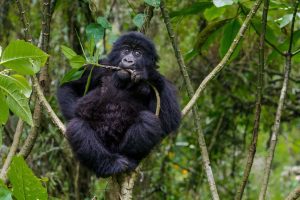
[107,32,159,82]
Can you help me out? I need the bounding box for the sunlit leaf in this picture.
[8,156,47,200]
[204,6,226,21]
[213,0,234,7]
[144,0,160,7]
[276,14,293,28]
[0,73,32,126]
[133,13,146,28]
[96,17,112,29]
[69,55,85,69]
[10,74,31,98]
[0,186,12,200]
[0,40,49,75]
[61,45,77,60]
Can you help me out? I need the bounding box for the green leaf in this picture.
[85,23,105,43]
[219,19,241,58]
[10,74,32,98]
[0,40,49,75]
[144,0,160,7]
[0,93,9,125]
[170,2,213,18]
[0,45,2,57]
[213,0,234,7]
[0,186,12,200]
[204,6,226,21]
[7,156,47,200]
[60,68,85,85]
[61,45,77,60]
[96,17,112,29]
[0,73,32,126]
[133,13,146,28]
[276,14,293,28]
[69,55,85,69]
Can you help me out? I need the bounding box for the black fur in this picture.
[57,32,181,177]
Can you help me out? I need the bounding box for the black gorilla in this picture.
[57,32,181,177]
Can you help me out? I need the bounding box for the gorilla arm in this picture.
[57,67,105,120]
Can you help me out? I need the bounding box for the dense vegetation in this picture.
[0,0,300,199]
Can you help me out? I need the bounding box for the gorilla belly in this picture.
[90,102,138,150]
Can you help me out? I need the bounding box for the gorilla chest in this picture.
[90,80,146,148]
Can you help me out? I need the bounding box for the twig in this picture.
[181,0,263,117]
[258,1,299,199]
[208,113,224,152]
[292,48,300,56]
[160,1,220,199]
[15,0,32,42]
[0,120,24,180]
[235,0,269,199]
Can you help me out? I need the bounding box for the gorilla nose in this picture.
[122,57,135,68]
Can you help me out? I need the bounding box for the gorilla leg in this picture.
[120,111,164,160]
[67,118,135,177]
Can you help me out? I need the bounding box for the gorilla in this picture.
[57,32,181,177]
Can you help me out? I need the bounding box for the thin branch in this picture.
[285,186,300,200]
[160,1,220,199]
[32,76,66,134]
[0,120,24,180]
[181,0,263,117]
[258,2,299,199]
[235,0,269,199]
[15,0,32,42]
[292,48,300,56]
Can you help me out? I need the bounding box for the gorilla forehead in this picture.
[112,32,159,61]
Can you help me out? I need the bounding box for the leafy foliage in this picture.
[133,13,146,28]
[0,73,32,126]
[7,156,47,200]
[0,40,48,75]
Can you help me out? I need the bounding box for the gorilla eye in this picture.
[134,50,142,57]
[122,48,130,54]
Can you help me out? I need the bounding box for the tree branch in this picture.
[0,120,24,180]
[181,0,263,117]
[160,1,220,199]
[235,0,269,199]
[258,1,299,199]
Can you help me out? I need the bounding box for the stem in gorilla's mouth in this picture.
[84,63,135,74]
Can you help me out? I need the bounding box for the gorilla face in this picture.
[107,32,159,82]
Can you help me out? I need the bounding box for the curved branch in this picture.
[0,120,24,180]
[181,0,263,117]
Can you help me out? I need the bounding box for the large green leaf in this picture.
[170,2,213,18]
[0,73,32,126]
[0,40,49,75]
[7,156,47,200]
[0,93,9,125]
[9,74,31,98]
